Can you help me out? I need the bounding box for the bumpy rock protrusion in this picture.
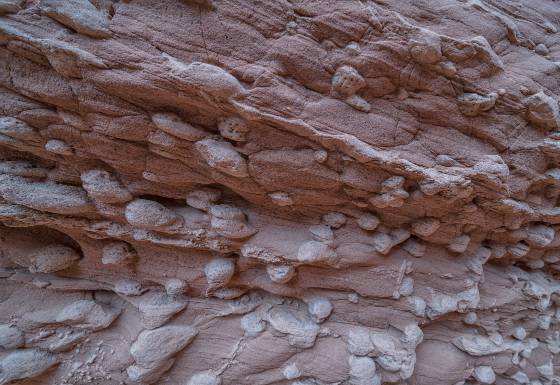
[473,366,496,384]
[369,176,409,208]
[347,325,423,381]
[472,155,509,180]
[41,0,111,38]
[371,232,393,255]
[0,349,59,384]
[525,91,560,130]
[138,294,188,329]
[508,242,530,258]
[357,213,380,231]
[305,296,333,323]
[187,371,222,385]
[44,139,73,155]
[268,191,294,206]
[218,116,250,142]
[265,305,320,348]
[211,287,247,300]
[186,188,221,211]
[266,264,296,284]
[402,238,426,257]
[309,224,334,243]
[209,204,256,239]
[313,150,328,163]
[25,244,80,274]
[0,117,39,141]
[297,240,337,264]
[128,325,198,384]
[0,324,24,350]
[0,0,22,14]
[0,174,94,215]
[240,312,266,337]
[457,92,498,116]
[114,279,146,296]
[411,217,440,237]
[282,363,301,380]
[165,278,188,296]
[151,112,208,141]
[179,61,244,100]
[55,300,120,331]
[448,234,471,253]
[195,139,249,178]
[127,360,175,384]
[0,161,48,179]
[204,257,235,290]
[101,241,137,265]
[452,335,506,356]
[526,224,555,247]
[349,355,381,385]
[331,66,370,112]
[332,66,365,97]
[409,28,442,64]
[125,198,184,231]
[81,169,132,204]
[322,212,347,229]
[512,326,527,340]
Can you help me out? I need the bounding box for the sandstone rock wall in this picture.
[1,0,560,384]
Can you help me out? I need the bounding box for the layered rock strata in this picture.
[1,1,560,384]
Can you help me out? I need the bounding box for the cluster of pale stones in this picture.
[0,0,560,384]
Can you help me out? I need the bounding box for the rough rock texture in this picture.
[1,1,560,384]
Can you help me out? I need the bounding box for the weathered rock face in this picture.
[0,0,560,384]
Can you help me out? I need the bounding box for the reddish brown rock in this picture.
[1,1,560,384]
